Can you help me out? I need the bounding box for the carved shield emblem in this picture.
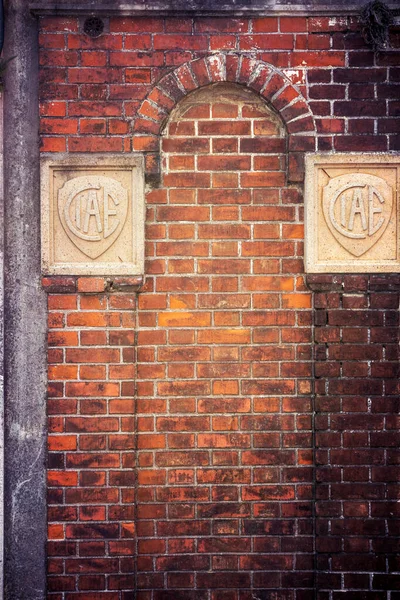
[322,173,393,257]
[58,175,129,259]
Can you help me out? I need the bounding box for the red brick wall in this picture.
[310,274,400,600]
[39,13,400,600]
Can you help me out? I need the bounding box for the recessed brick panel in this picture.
[136,83,313,598]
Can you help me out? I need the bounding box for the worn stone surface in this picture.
[29,0,400,15]
[0,94,3,600]
[305,154,400,273]
[3,1,47,599]
[41,154,145,275]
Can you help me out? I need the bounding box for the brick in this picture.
[68,137,123,153]
[252,17,279,32]
[40,137,67,152]
[240,172,286,188]
[154,34,208,51]
[198,121,251,136]
[280,17,307,32]
[163,173,210,188]
[334,136,388,152]
[239,137,286,153]
[198,224,250,239]
[195,18,248,33]
[197,189,250,205]
[162,138,210,154]
[240,34,294,51]
[197,155,251,171]
[334,100,386,117]
[40,50,78,67]
[292,51,346,67]
[156,242,208,256]
[68,101,122,117]
[79,118,107,135]
[48,471,78,487]
[157,206,209,221]
[40,118,78,135]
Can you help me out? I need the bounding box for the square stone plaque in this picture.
[41,154,145,276]
[305,153,400,273]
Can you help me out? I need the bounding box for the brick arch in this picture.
[133,53,316,183]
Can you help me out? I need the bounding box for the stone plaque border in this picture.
[41,153,145,276]
[305,153,400,274]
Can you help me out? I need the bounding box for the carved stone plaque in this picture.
[41,154,144,275]
[305,154,400,273]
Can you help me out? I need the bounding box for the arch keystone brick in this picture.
[134,53,316,183]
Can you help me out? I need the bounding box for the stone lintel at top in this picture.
[29,0,400,16]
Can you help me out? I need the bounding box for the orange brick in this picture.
[157,206,209,221]
[48,470,78,487]
[48,365,78,380]
[212,172,238,188]
[212,206,239,221]
[79,365,106,380]
[253,119,281,135]
[48,331,79,346]
[48,435,77,451]
[213,380,240,395]
[282,224,305,239]
[109,365,135,379]
[240,172,286,188]
[199,224,250,239]
[67,312,107,327]
[80,295,107,310]
[214,312,240,326]
[65,382,119,397]
[198,329,251,344]
[211,242,239,256]
[137,434,166,449]
[48,295,77,310]
[169,155,195,170]
[282,293,312,309]
[66,348,119,363]
[242,276,294,291]
[48,524,64,540]
[198,121,250,135]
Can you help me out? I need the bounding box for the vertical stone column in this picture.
[3,2,47,599]
[0,90,3,600]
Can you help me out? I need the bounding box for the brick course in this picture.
[40,13,400,600]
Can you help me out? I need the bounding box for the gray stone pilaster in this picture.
[3,2,47,598]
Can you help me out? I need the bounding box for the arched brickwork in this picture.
[136,81,314,598]
[134,53,316,184]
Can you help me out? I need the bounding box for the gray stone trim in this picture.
[29,0,400,16]
[0,93,4,600]
[3,2,47,599]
